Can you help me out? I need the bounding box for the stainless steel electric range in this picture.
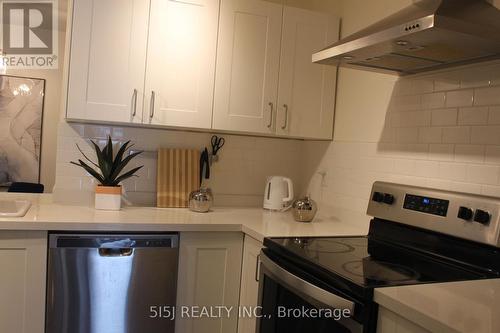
[257,182,500,333]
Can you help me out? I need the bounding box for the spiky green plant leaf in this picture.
[70,136,143,186]
[109,150,142,182]
[111,166,143,186]
[70,160,105,183]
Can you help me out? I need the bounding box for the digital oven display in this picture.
[403,194,449,217]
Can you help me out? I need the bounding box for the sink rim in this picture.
[0,200,32,217]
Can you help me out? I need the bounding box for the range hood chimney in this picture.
[312,0,500,75]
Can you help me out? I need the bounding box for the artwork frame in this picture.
[0,74,46,187]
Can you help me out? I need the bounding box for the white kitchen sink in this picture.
[0,200,31,217]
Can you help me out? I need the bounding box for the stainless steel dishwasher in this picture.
[46,233,179,333]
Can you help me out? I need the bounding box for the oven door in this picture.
[257,251,366,333]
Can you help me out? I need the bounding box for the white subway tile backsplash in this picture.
[391,111,431,127]
[418,127,442,143]
[474,86,500,106]
[421,92,446,109]
[454,145,485,163]
[449,181,482,194]
[471,126,500,145]
[438,162,467,181]
[446,89,474,108]
[393,94,421,112]
[55,122,302,207]
[304,62,500,215]
[414,160,440,177]
[458,107,489,125]
[434,79,460,92]
[481,185,500,197]
[431,109,458,126]
[487,106,500,124]
[485,146,500,164]
[424,178,452,191]
[429,144,455,161]
[393,159,416,176]
[56,176,83,190]
[442,127,470,144]
[84,125,112,139]
[411,79,434,94]
[396,127,419,143]
[466,164,499,184]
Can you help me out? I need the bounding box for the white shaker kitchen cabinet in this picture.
[213,0,283,134]
[0,231,47,333]
[237,236,263,333]
[175,232,243,333]
[66,0,149,123]
[377,307,432,333]
[144,0,219,129]
[275,6,339,139]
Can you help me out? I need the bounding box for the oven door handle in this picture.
[260,252,355,312]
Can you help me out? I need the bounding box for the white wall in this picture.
[303,0,500,222]
[6,0,67,192]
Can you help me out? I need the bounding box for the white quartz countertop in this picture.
[0,194,369,241]
[374,279,500,333]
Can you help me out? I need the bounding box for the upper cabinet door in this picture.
[213,0,283,134]
[276,7,339,139]
[144,0,220,129]
[67,0,149,123]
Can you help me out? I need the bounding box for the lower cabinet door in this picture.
[0,231,47,333]
[175,232,243,333]
[238,236,263,333]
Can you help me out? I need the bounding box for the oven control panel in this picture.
[403,194,449,217]
[367,181,500,247]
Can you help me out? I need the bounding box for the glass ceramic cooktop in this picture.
[265,237,483,289]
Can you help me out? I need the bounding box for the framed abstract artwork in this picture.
[0,75,46,187]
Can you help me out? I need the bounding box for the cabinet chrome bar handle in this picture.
[255,253,261,282]
[281,104,288,129]
[267,102,273,128]
[149,91,155,119]
[131,89,138,117]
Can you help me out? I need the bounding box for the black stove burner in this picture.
[264,233,488,294]
[300,239,355,254]
[342,259,421,282]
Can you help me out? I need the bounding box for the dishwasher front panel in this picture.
[46,234,179,333]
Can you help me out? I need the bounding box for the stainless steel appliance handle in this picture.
[260,252,355,312]
[267,102,273,128]
[131,89,138,117]
[149,91,155,119]
[98,248,133,257]
[255,254,261,282]
[281,104,288,129]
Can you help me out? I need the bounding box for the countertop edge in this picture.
[374,288,461,333]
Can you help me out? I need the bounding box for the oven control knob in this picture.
[473,209,491,225]
[372,192,384,203]
[383,193,395,205]
[457,206,473,221]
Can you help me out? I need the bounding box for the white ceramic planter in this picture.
[95,186,122,210]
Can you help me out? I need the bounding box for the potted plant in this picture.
[71,136,143,210]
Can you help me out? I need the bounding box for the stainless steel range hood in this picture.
[312,0,500,75]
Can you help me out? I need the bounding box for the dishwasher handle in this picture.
[98,248,134,257]
[49,234,179,249]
